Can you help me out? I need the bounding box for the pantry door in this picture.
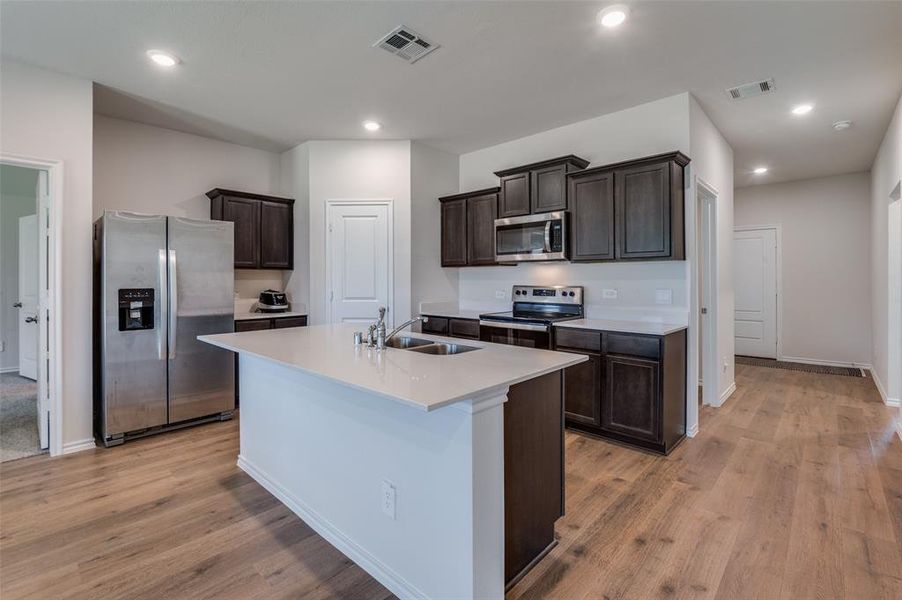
[326,201,393,326]
[734,227,778,358]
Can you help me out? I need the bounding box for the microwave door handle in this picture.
[544,220,552,252]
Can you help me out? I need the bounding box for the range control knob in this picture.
[569,291,576,297]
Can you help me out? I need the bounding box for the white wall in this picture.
[411,141,459,311]
[93,116,285,299]
[458,94,692,319]
[280,143,311,309]
[0,164,38,371]
[0,60,94,448]
[735,172,872,366]
[689,96,736,404]
[871,94,902,406]
[293,141,413,326]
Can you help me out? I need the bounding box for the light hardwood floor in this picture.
[2,364,901,599]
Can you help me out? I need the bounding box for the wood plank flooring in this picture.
[2,364,901,599]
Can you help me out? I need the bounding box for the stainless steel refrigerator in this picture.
[93,211,235,447]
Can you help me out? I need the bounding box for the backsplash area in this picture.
[235,269,287,299]
[457,261,688,323]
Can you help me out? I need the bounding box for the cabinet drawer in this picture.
[449,318,480,339]
[554,328,601,352]
[421,316,449,335]
[272,316,307,329]
[604,332,660,359]
[234,319,271,332]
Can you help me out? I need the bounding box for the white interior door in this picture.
[734,228,777,358]
[18,215,38,380]
[326,202,391,325]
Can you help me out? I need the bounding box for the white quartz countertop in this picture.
[234,311,308,321]
[555,319,687,336]
[199,324,585,411]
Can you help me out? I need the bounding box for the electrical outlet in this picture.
[602,288,618,300]
[655,289,673,305]
[381,480,396,520]
[722,357,729,372]
[495,290,506,299]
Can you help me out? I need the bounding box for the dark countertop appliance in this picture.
[479,285,583,348]
[257,289,289,313]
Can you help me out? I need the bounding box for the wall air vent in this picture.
[374,25,439,64]
[725,78,776,100]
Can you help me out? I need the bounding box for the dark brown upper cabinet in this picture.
[208,188,295,270]
[439,187,501,267]
[567,151,689,263]
[495,155,590,217]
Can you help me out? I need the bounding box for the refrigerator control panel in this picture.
[118,288,155,331]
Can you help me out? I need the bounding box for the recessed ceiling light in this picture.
[597,5,629,28]
[362,120,381,132]
[791,103,813,116]
[146,50,179,68]
[832,120,853,131]
[753,167,768,174]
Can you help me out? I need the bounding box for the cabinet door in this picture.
[448,318,480,339]
[569,170,615,261]
[602,354,661,443]
[499,172,530,218]
[235,319,272,332]
[222,197,260,268]
[531,164,568,213]
[561,351,602,427]
[467,192,498,265]
[440,199,468,267]
[260,201,293,269]
[421,316,449,335]
[272,316,307,329]
[615,161,671,259]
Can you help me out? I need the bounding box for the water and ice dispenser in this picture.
[118,288,155,331]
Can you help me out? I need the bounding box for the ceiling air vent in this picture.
[725,78,776,100]
[374,25,439,64]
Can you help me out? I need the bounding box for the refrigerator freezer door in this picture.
[101,212,169,436]
[166,217,235,423]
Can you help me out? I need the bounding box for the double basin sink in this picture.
[385,336,479,355]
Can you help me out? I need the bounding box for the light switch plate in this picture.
[602,288,618,300]
[655,289,673,305]
[495,290,506,299]
[381,480,396,520]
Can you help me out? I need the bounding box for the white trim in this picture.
[62,438,96,455]
[897,419,902,442]
[686,422,699,438]
[324,199,395,326]
[733,224,783,361]
[238,454,427,600]
[1,153,63,458]
[0,366,21,374]
[778,355,871,370]
[718,382,737,406]
[870,367,900,407]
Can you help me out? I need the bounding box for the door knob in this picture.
[25,316,38,324]
[13,302,22,308]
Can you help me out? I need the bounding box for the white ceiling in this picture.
[2,1,900,187]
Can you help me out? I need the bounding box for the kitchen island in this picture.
[199,324,585,599]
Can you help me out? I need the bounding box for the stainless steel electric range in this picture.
[479,285,584,349]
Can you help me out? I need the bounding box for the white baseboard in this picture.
[717,381,736,406]
[897,420,902,442]
[870,368,900,407]
[237,455,427,600]
[777,355,870,369]
[0,366,20,374]
[62,438,96,455]
[687,422,699,438]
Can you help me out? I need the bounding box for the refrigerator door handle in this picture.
[168,249,178,359]
[158,249,167,360]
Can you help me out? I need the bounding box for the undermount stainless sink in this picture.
[408,342,480,355]
[384,336,433,349]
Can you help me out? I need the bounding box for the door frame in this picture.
[324,199,394,327]
[1,153,63,457]
[733,224,783,361]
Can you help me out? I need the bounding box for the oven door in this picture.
[495,212,567,262]
[479,320,551,349]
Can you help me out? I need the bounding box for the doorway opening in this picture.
[693,179,720,414]
[888,180,901,412]
[324,200,394,326]
[0,156,62,458]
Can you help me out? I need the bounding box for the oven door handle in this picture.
[479,320,549,332]
[543,220,552,253]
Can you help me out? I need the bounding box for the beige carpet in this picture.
[1,373,42,462]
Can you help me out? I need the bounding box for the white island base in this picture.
[238,353,507,599]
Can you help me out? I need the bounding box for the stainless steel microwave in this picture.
[494,211,568,262]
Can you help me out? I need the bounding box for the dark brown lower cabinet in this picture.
[234,315,308,403]
[504,370,563,588]
[554,328,686,455]
[420,315,480,339]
